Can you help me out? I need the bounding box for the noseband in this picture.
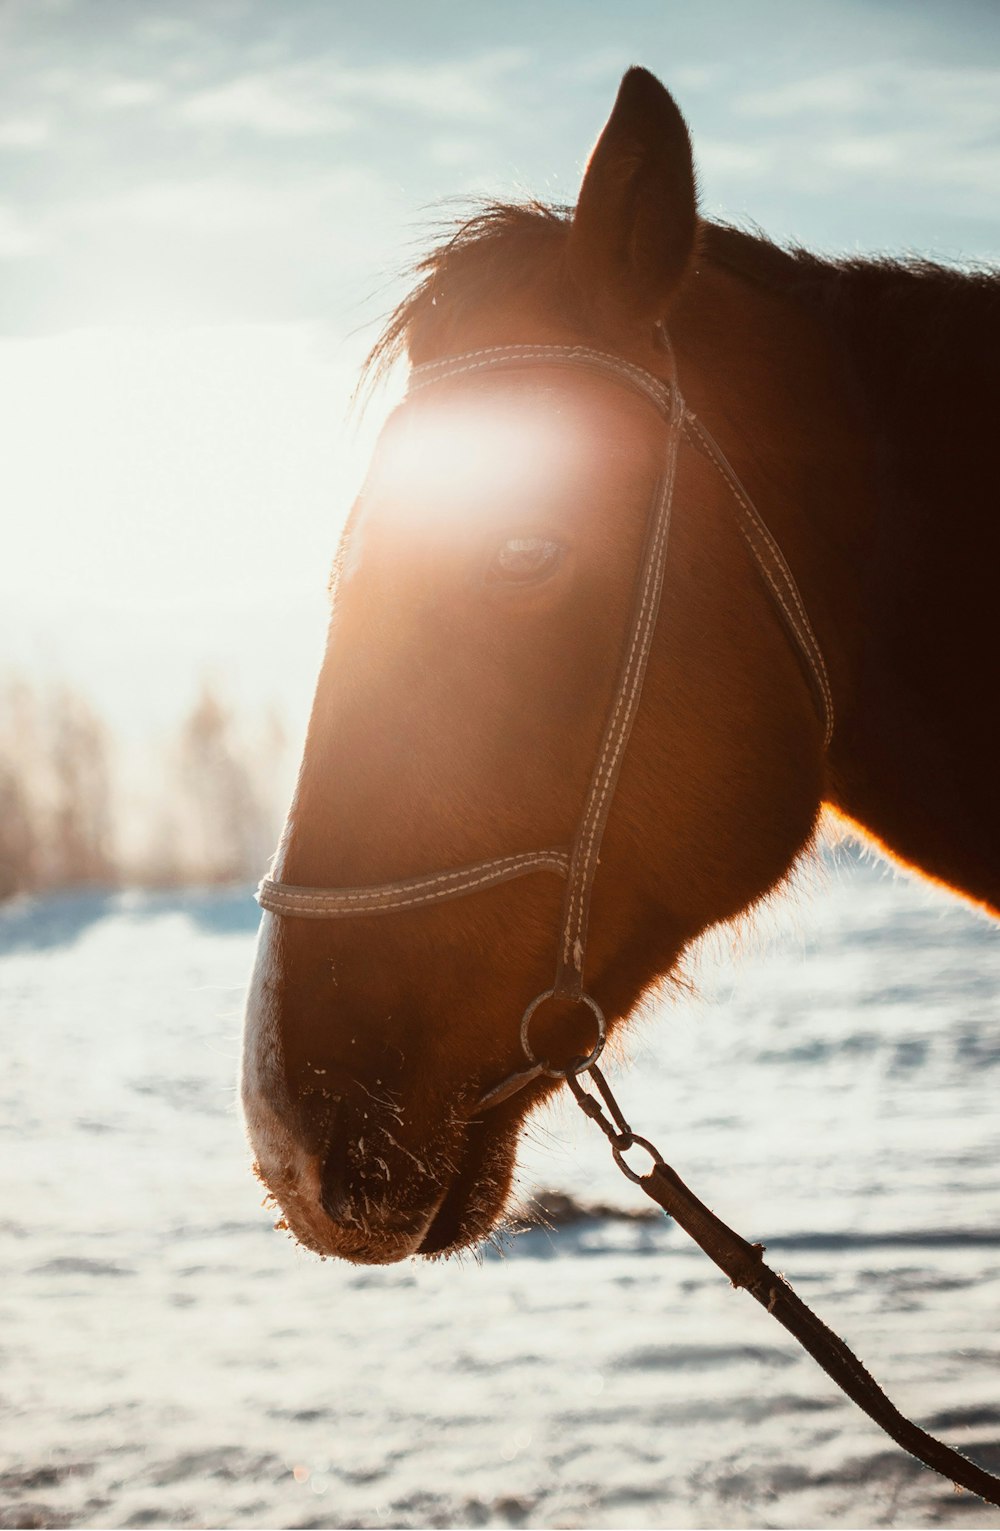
[257,343,833,1111]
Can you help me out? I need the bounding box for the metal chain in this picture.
[565,1064,662,1183]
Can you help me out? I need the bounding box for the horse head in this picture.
[242,68,864,1264]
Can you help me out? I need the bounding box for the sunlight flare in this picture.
[365,394,583,528]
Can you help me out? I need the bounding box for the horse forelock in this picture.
[360,201,574,398]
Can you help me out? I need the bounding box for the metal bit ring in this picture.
[519,989,607,1079]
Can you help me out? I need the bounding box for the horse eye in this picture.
[487,536,563,585]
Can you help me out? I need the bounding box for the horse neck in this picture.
[821,259,1000,912]
[693,233,1000,912]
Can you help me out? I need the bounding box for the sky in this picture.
[3,0,1000,740]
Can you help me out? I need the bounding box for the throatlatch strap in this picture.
[683,414,834,747]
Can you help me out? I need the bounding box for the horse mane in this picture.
[362,201,573,394]
[702,221,1000,393]
[365,200,1000,394]
[702,222,1000,526]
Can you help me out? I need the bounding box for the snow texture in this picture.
[2,852,1000,1529]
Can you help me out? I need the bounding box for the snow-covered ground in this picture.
[2,849,999,1530]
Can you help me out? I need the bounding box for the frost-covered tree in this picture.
[0,680,44,897]
[48,685,116,886]
[176,683,273,882]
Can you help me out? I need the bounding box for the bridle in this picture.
[257,342,833,1111]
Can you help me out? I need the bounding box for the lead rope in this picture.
[566,1064,1000,1506]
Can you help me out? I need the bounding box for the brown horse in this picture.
[242,67,1000,1265]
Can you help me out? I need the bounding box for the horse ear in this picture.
[568,67,698,328]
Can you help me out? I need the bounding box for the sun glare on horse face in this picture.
[366,395,581,530]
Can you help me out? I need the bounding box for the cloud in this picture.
[0,23,535,334]
[75,166,387,237]
[0,203,44,258]
[696,140,774,179]
[426,136,488,168]
[821,134,902,171]
[736,70,875,119]
[175,48,530,140]
[342,50,530,121]
[0,116,50,149]
[711,62,1000,214]
[94,77,165,109]
[179,70,354,138]
[736,62,1000,136]
[731,62,1000,182]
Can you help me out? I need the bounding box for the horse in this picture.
[241,66,1000,1267]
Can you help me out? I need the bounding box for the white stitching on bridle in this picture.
[257,849,571,918]
[257,342,834,1107]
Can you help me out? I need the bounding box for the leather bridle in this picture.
[257,343,833,1111]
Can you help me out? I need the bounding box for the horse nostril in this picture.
[319,1142,352,1224]
[313,1096,354,1224]
[294,1082,364,1225]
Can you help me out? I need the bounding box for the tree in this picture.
[175,682,273,882]
[47,684,116,886]
[0,679,43,897]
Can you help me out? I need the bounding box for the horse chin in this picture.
[414,1114,519,1259]
[252,1106,521,1266]
[251,1149,435,1265]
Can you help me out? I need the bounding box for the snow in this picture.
[2,852,999,1529]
